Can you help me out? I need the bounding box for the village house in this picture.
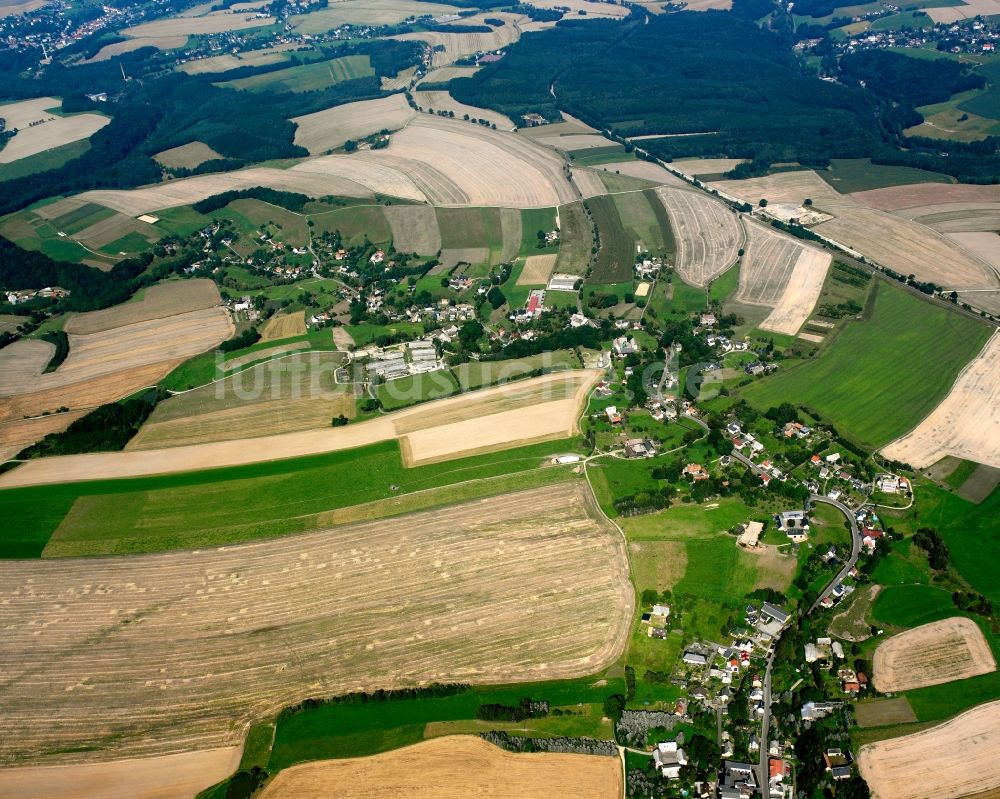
[625,438,657,459]
[605,405,622,425]
[613,335,638,358]
[683,463,709,481]
[653,740,688,779]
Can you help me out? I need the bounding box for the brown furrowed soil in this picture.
[872,617,996,692]
[0,482,632,764]
[258,736,622,799]
[858,701,1000,799]
[64,279,221,335]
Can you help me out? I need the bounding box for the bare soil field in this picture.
[882,331,1000,469]
[121,11,275,39]
[926,0,1000,23]
[292,93,416,154]
[0,482,632,763]
[153,141,224,169]
[852,183,1000,212]
[291,0,456,32]
[759,248,831,335]
[655,187,741,287]
[671,157,745,177]
[858,701,1000,799]
[872,617,996,692]
[597,160,686,187]
[412,89,514,131]
[259,736,622,799]
[0,371,598,487]
[260,311,306,342]
[572,167,609,199]
[0,97,109,164]
[64,280,221,335]
[855,697,918,729]
[517,254,558,285]
[385,204,441,255]
[0,747,241,799]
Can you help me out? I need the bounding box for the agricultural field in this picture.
[178,44,299,75]
[554,201,593,276]
[290,0,456,32]
[854,697,917,729]
[64,279,221,335]
[611,189,673,256]
[0,481,632,764]
[153,141,224,170]
[453,350,579,391]
[260,311,307,342]
[926,0,1000,22]
[390,12,526,68]
[736,221,811,307]
[655,187,741,287]
[538,133,619,151]
[571,167,608,199]
[384,204,441,255]
[850,182,1000,212]
[858,701,1000,799]
[596,160,686,187]
[412,90,514,131]
[741,280,992,448]
[119,10,275,42]
[0,371,598,487]
[292,94,416,155]
[872,617,996,692]
[670,157,746,178]
[219,55,373,93]
[585,195,634,284]
[758,254,831,335]
[311,204,390,246]
[818,158,953,194]
[516,254,558,285]
[530,0,631,16]
[882,331,1000,468]
[258,736,621,799]
[0,139,90,182]
[0,97,108,165]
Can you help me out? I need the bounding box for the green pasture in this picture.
[818,158,952,194]
[218,55,373,93]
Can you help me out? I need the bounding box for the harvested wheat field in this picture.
[65,280,221,335]
[292,94,416,154]
[858,701,1000,799]
[872,617,996,692]
[927,0,1000,23]
[737,221,811,306]
[291,0,456,31]
[851,183,1000,212]
[948,232,1000,271]
[121,11,274,40]
[0,747,241,799]
[0,411,87,461]
[655,187,741,287]
[153,141,224,170]
[597,160,686,187]
[222,341,310,371]
[260,311,306,342]
[385,205,440,254]
[882,331,1000,469]
[0,371,598,487]
[538,133,618,150]
[392,13,524,67]
[518,254,558,285]
[0,97,109,164]
[671,158,745,177]
[758,248,831,335]
[529,0,630,17]
[259,736,621,799]
[179,46,293,74]
[572,167,609,199]
[412,89,514,130]
[905,204,1000,234]
[0,481,631,764]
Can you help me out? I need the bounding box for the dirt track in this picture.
[859,701,1000,799]
[0,482,632,764]
[872,617,996,692]
[259,736,622,799]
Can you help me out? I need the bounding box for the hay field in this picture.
[758,249,831,335]
[0,97,108,164]
[711,171,999,291]
[671,157,745,177]
[572,167,609,199]
[65,280,221,334]
[655,187,741,287]
[872,617,996,692]
[927,0,1000,22]
[597,160,686,187]
[261,311,306,341]
[0,747,241,799]
[517,254,558,285]
[858,701,1000,799]
[178,43,301,74]
[882,332,1000,469]
[0,481,631,763]
[153,141,224,170]
[385,204,441,254]
[412,90,514,130]
[292,94,416,154]
[121,11,275,39]
[1,371,598,487]
[258,736,622,799]
[291,0,456,32]
[851,183,1000,212]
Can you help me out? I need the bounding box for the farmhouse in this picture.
[613,336,638,357]
[625,438,657,458]
[653,740,688,779]
[683,463,709,481]
[737,521,764,548]
[605,405,622,425]
[548,274,579,292]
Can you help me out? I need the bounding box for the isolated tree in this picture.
[758,198,768,208]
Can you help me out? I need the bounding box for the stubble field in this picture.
[655,187,741,287]
[391,13,526,67]
[0,481,632,764]
[258,736,621,799]
[153,141,224,170]
[290,0,456,31]
[412,89,514,131]
[517,253,558,285]
[384,204,441,254]
[63,279,221,335]
[121,10,274,39]
[0,97,109,164]
[872,617,996,692]
[858,701,1000,799]
[758,248,832,335]
[260,311,307,342]
[882,331,1000,469]
[291,94,415,154]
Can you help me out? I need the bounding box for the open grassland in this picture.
[0,97,108,165]
[0,371,597,487]
[859,701,1000,799]
[121,10,274,40]
[259,736,621,799]
[290,0,456,32]
[261,311,307,342]
[311,204,390,245]
[0,481,631,764]
[0,139,90,182]
[712,171,998,292]
[586,195,634,284]
[741,281,991,448]
[220,55,373,93]
[437,205,503,251]
[873,617,996,692]
[385,204,440,254]
[412,90,514,130]
[555,201,593,276]
[64,279,221,335]
[0,747,241,799]
[292,94,415,154]
[153,141,224,170]
[655,187,741,287]
[883,331,1000,468]
[453,351,579,391]
[854,697,918,729]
